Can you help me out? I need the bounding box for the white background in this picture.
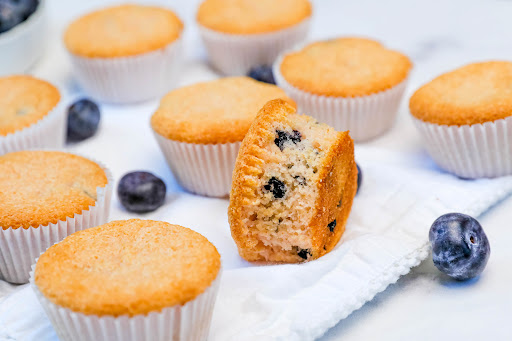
[3,0,512,339]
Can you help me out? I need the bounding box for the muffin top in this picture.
[280,37,412,97]
[197,0,312,34]
[151,77,295,144]
[35,219,221,317]
[410,61,512,126]
[0,151,108,230]
[64,4,183,58]
[0,76,60,136]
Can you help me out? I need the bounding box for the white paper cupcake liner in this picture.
[68,37,184,104]
[274,54,408,142]
[199,18,310,76]
[411,115,512,178]
[30,268,221,341]
[0,101,65,155]
[153,132,240,197]
[0,154,113,284]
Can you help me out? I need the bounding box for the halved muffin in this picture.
[229,99,357,262]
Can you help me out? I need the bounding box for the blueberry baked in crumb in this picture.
[229,99,358,263]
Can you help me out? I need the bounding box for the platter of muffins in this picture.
[1,0,512,340]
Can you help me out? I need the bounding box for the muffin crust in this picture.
[151,77,295,144]
[197,0,311,34]
[0,76,60,136]
[64,4,183,58]
[0,151,108,229]
[35,219,221,316]
[280,37,411,97]
[410,61,512,126]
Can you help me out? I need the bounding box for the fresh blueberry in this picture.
[263,177,286,199]
[118,172,166,213]
[429,213,490,281]
[328,219,337,232]
[297,248,311,260]
[247,65,276,84]
[0,2,22,33]
[0,0,38,33]
[274,130,302,151]
[16,0,38,20]
[356,163,362,194]
[66,99,101,142]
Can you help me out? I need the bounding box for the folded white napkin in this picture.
[1,145,511,341]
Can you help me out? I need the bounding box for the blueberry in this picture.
[263,177,286,199]
[0,2,22,33]
[328,219,336,232]
[9,0,38,19]
[247,65,275,84]
[429,213,490,281]
[297,248,311,260]
[0,0,38,33]
[274,130,302,151]
[66,99,101,142]
[118,172,166,213]
[356,163,362,194]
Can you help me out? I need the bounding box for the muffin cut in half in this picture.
[229,99,357,263]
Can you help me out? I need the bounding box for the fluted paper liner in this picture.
[68,37,184,103]
[412,115,512,178]
[199,19,310,76]
[0,101,65,155]
[30,267,221,341]
[153,131,241,197]
[274,52,408,142]
[0,153,113,284]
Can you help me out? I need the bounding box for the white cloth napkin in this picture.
[1,142,511,341]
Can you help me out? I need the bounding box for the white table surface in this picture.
[3,0,512,339]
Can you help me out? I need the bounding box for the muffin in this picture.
[31,219,221,341]
[0,75,64,155]
[197,0,312,75]
[410,61,512,178]
[151,76,295,197]
[274,37,412,141]
[228,99,357,263]
[64,4,184,103]
[0,150,112,283]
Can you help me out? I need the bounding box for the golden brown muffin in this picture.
[280,37,412,97]
[0,76,60,136]
[34,219,221,316]
[410,61,512,126]
[64,4,183,58]
[0,151,108,229]
[197,0,312,34]
[151,77,295,144]
[228,99,357,263]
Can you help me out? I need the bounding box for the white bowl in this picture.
[0,0,47,76]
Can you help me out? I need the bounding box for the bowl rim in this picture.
[0,0,46,43]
